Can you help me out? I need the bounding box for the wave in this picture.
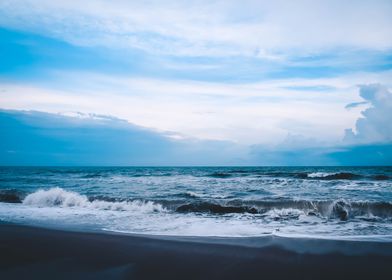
[205,172,233,178]
[79,173,107,179]
[22,187,166,213]
[306,172,361,180]
[373,175,390,180]
[175,199,392,221]
[3,188,392,222]
[202,171,390,181]
[180,191,229,199]
[266,171,389,181]
[181,191,206,199]
[176,202,258,214]
[308,172,389,180]
[0,189,24,203]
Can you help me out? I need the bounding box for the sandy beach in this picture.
[0,223,391,280]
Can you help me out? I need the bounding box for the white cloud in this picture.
[3,70,391,145]
[344,84,392,144]
[1,0,391,57]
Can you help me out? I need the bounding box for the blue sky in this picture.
[0,0,391,165]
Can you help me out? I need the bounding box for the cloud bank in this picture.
[249,84,392,165]
[0,110,246,166]
[1,103,391,166]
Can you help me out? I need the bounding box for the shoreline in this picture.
[1,224,392,279]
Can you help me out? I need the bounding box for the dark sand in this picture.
[0,224,391,280]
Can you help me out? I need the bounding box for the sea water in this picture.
[0,166,391,240]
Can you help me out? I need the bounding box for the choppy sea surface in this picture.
[0,166,391,240]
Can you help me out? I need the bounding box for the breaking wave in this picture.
[306,172,361,180]
[22,187,166,213]
[2,188,392,222]
[307,172,390,180]
[174,199,392,221]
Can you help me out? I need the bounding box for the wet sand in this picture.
[0,224,391,280]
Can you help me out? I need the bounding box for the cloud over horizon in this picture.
[0,109,248,166]
[1,108,391,166]
[344,84,392,144]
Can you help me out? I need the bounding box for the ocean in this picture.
[0,166,391,240]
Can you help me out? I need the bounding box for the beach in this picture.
[1,167,392,279]
[2,0,392,278]
[1,223,391,280]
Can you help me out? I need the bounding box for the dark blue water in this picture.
[0,166,391,239]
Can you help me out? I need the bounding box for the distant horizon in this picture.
[1,165,391,167]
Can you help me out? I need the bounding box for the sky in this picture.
[0,0,391,165]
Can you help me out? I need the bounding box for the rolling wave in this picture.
[205,172,234,178]
[306,172,389,180]
[22,187,166,213]
[176,202,258,214]
[2,188,391,222]
[0,189,24,203]
[174,199,392,221]
[204,171,390,180]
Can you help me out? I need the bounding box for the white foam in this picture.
[23,187,166,213]
[185,191,227,199]
[185,191,203,198]
[265,208,306,218]
[307,172,337,178]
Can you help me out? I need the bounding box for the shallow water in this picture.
[0,166,391,240]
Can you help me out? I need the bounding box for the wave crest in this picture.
[23,187,166,213]
[307,172,361,180]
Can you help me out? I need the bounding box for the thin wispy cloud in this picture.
[1,0,391,57]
